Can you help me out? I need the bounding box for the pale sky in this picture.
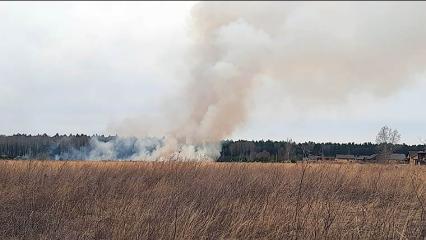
[0,2,425,144]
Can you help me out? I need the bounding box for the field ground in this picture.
[1,160,426,239]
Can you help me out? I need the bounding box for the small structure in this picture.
[365,154,378,161]
[389,153,406,161]
[335,154,355,161]
[369,153,407,163]
[356,155,368,161]
[356,155,377,161]
[408,151,426,165]
[354,154,378,161]
[387,153,407,164]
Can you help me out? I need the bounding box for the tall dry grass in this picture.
[0,160,425,239]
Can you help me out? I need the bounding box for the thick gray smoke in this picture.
[109,2,426,161]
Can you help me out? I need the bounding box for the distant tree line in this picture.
[0,134,424,161]
[218,140,425,162]
[0,134,113,160]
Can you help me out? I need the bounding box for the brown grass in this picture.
[1,160,426,239]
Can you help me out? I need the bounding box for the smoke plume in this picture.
[110,2,426,160]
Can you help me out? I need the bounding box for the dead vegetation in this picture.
[1,160,426,239]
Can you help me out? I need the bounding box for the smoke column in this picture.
[108,2,426,161]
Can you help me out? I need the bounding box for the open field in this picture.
[1,161,426,239]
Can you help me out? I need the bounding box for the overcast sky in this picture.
[0,2,425,144]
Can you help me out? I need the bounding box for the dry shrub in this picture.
[0,160,425,239]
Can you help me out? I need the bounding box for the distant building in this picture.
[409,151,426,165]
[356,155,377,161]
[389,153,406,161]
[335,154,355,161]
[383,153,407,164]
[365,154,378,161]
[356,156,368,160]
[366,153,406,163]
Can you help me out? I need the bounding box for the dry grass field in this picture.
[1,160,426,239]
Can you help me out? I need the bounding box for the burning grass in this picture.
[1,160,426,239]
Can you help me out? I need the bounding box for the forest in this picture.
[0,134,424,161]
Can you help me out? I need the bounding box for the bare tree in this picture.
[284,138,295,161]
[375,126,401,160]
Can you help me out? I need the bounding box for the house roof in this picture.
[409,151,426,157]
[389,153,406,161]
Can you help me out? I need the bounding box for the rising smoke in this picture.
[103,2,426,161]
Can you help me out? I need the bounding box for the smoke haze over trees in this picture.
[0,134,424,162]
